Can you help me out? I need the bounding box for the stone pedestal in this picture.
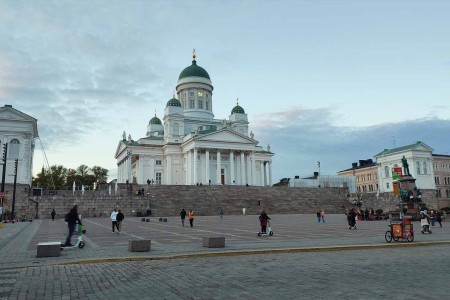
[128,239,151,252]
[37,242,62,258]
[203,237,225,248]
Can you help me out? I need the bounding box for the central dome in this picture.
[179,60,210,80]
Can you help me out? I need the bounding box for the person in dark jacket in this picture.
[259,210,271,233]
[116,209,125,233]
[180,209,186,227]
[51,209,56,221]
[64,205,82,246]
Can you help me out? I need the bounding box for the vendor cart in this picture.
[385,219,414,243]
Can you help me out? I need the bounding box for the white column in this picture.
[205,149,210,185]
[166,155,172,185]
[150,156,155,183]
[127,155,132,184]
[230,151,235,184]
[252,153,256,185]
[246,154,252,185]
[268,161,272,186]
[260,160,266,186]
[216,150,221,184]
[186,151,191,185]
[265,161,269,186]
[193,148,198,184]
[240,152,245,185]
[138,156,144,184]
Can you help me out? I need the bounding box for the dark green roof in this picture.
[166,97,181,107]
[231,105,245,114]
[149,116,162,125]
[179,60,210,80]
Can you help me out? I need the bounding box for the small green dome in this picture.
[179,60,210,80]
[166,97,181,107]
[231,105,245,114]
[149,115,162,125]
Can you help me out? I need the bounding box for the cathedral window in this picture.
[189,99,195,109]
[9,139,20,160]
[189,92,194,97]
[156,160,162,166]
[156,172,162,185]
[198,100,203,109]
[384,166,389,178]
[173,123,180,136]
[205,93,209,99]
[182,93,186,99]
[416,161,421,174]
[423,162,428,174]
[205,101,209,111]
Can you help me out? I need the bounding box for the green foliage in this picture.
[32,164,109,189]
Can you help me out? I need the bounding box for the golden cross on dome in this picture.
[192,49,196,61]
[236,97,239,105]
[154,110,157,117]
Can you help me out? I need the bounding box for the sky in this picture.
[1,0,449,183]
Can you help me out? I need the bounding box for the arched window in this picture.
[9,139,20,160]
[385,166,390,178]
[173,123,179,136]
[416,161,421,175]
[423,162,427,174]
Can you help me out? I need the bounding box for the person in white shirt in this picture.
[111,209,119,233]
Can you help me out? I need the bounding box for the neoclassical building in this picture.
[0,105,38,187]
[115,52,274,186]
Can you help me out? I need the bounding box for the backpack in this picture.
[420,212,426,219]
[64,213,69,222]
[259,215,263,221]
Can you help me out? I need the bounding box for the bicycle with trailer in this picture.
[385,218,414,243]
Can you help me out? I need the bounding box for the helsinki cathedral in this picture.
[115,51,274,186]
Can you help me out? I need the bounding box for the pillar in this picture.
[230,151,235,184]
[205,149,210,184]
[193,148,198,184]
[240,152,245,185]
[166,155,172,185]
[216,150,221,184]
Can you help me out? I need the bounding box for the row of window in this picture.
[384,161,429,178]
[181,90,210,100]
[356,184,378,193]
[183,99,211,111]
[435,176,450,185]
[433,163,450,172]
[436,189,450,198]
[357,173,378,182]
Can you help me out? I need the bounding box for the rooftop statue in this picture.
[401,156,410,176]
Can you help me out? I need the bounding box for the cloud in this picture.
[252,107,450,182]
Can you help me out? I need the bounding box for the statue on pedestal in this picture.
[401,156,410,176]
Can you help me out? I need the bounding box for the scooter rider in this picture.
[64,205,82,247]
[259,210,271,234]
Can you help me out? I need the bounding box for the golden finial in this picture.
[192,48,196,61]
[154,109,157,117]
[236,97,239,105]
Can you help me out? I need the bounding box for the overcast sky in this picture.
[1,0,449,183]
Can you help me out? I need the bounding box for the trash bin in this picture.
[136,212,142,217]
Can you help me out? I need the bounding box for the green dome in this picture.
[149,116,162,125]
[231,105,245,114]
[179,60,210,80]
[166,97,181,107]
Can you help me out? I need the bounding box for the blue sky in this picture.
[0,0,449,182]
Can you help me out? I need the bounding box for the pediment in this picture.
[195,129,255,145]
[114,141,128,158]
[413,143,433,153]
[0,106,36,122]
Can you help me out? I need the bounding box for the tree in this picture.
[48,165,68,188]
[76,165,89,177]
[66,168,77,188]
[91,166,108,185]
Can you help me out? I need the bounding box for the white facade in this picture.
[115,54,274,186]
[375,141,435,193]
[0,105,39,186]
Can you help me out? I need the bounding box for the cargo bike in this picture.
[385,219,414,243]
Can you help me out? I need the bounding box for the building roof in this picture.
[178,60,210,80]
[231,104,245,114]
[166,97,181,107]
[149,115,162,125]
[374,141,432,157]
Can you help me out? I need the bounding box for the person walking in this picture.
[116,209,124,233]
[111,209,119,233]
[64,205,82,247]
[51,209,56,221]
[242,207,246,216]
[219,208,224,220]
[188,209,195,227]
[320,209,325,223]
[316,210,321,223]
[180,208,186,227]
[435,211,443,228]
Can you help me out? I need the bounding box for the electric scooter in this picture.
[257,220,274,236]
[61,224,86,249]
